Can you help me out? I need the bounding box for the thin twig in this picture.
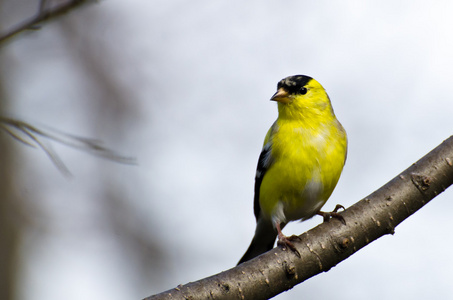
[0,116,136,176]
[0,0,96,45]
[19,123,72,176]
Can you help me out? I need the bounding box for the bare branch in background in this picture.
[0,116,136,175]
[0,0,96,45]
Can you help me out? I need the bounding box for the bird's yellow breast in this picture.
[259,117,347,222]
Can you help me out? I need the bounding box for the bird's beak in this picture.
[270,88,291,103]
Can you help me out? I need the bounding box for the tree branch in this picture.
[145,136,453,300]
[0,0,96,45]
[0,116,136,175]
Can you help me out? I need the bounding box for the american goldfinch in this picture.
[238,75,347,265]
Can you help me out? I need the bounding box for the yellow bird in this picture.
[238,75,347,264]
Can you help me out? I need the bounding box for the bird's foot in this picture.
[317,204,346,225]
[277,234,301,258]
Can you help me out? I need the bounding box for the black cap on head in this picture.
[277,75,312,95]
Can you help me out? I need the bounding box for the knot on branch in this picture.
[283,261,297,280]
[339,237,351,249]
[411,173,431,193]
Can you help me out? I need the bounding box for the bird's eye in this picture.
[299,87,308,95]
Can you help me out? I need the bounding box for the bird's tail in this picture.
[237,218,278,265]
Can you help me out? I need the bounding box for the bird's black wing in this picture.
[253,142,272,221]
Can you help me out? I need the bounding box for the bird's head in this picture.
[271,75,333,119]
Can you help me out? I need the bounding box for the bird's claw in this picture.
[317,204,346,225]
[332,204,345,213]
[277,234,301,258]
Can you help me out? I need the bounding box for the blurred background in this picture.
[1,1,453,299]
